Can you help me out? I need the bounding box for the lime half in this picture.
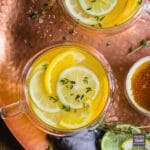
[121,138,150,150]
[101,124,141,150]
[79,0,118,16]
[57,66,99,109]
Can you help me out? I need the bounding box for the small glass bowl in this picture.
[125,56,150,117]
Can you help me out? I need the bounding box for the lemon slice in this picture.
[101,124,141,150]
[79,0,118,16]
[29,70,61,113]
[59,102,92,129]
[64,0,98,25]
[31,102,61,127]
[121,138,150,150]
[45,50,85,95]
[57,66,99,109]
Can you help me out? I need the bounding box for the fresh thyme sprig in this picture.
[128,39,150,55]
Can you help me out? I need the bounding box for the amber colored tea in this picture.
[131,62,150,111]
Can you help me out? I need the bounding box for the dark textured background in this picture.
[0,119,23,150]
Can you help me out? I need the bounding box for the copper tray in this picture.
[0,0,150,149]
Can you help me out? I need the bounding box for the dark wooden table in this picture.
[0,119,23,150]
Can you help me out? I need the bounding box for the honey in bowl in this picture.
[132,62,150,111]
[126,56,150,116]
[26,44,110,130]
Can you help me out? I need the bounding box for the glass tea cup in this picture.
[58,0,150,34]
[0,42,115,136]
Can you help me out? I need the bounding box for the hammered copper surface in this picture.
[0,0,150,149]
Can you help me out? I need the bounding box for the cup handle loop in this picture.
[141,1,150,21]
[0,101,21,119]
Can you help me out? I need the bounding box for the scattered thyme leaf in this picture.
[62,105,71,112]
[138,0,142,5]
[60,78,69,85]
[75,94,80,101]
[42,64,48,70]
[70,81,76,84]
[83,77,88,84]
[83,102,89,109]
[29,12,38,20]
[81,94,84,100]
[87,7,92,10]
[49,96,59,102]
[86,87,92,93]
[128,39,150,55]
[91,0,96,2]
[106,41,111,47]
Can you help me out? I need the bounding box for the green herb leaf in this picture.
[49,96,59,102]
[29,12,38,20]
[42,64,48,70]
[62,105,71,112]
[70,81,76,84]
[75,94,80,101]
[83,77,88,84]
[83,102,89,109]
[81,94,84,100]
[60,78,69,85]
[86,87,92,93]
[87,7,92,10]
[91,0,96,2]
[141,39,148,48]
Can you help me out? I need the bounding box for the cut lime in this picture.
[57,66,99,109]
[101,124,141,150]
[79,0,118,16]
[45,50,85,95]
[121,138,150,150]
[29,70,61,113]
[64,0,99,25]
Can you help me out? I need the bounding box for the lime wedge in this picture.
[121,138,150,150]
[101,124,141,150]
[79,0,118,16]
[64,0,99,25]
[29,70,61,113]
[57,66,99,109]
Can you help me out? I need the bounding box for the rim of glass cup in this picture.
[125,56,150,117]
[58,0,145,34]
[18,41,116,136]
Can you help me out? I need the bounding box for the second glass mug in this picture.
[58,0,150,34]
[0,42,115,136]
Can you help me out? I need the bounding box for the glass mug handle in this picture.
[141,0,150,21]
[0,101,22,119]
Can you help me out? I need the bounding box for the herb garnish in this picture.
[86,87,92,93]
[87,7,92,10]
[83,77,88,84]
[49,96,59,102]
[42,64,48,70]
[62,105,71,112]
[83,102,89,109]
[75,94,80,101]
[128,39,150,55]
[138,0,142,5]
[60,78,69,85]
[29,12,38,20]
[91,0,96,2]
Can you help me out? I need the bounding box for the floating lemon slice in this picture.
[45,50,85,95]
[30,102,61,127]
[57,66,99,109]
[79,0,118,16]
[59,101,92,129]
[64,0,98,25]
[29,70,61,113]
[101,124,141,150]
